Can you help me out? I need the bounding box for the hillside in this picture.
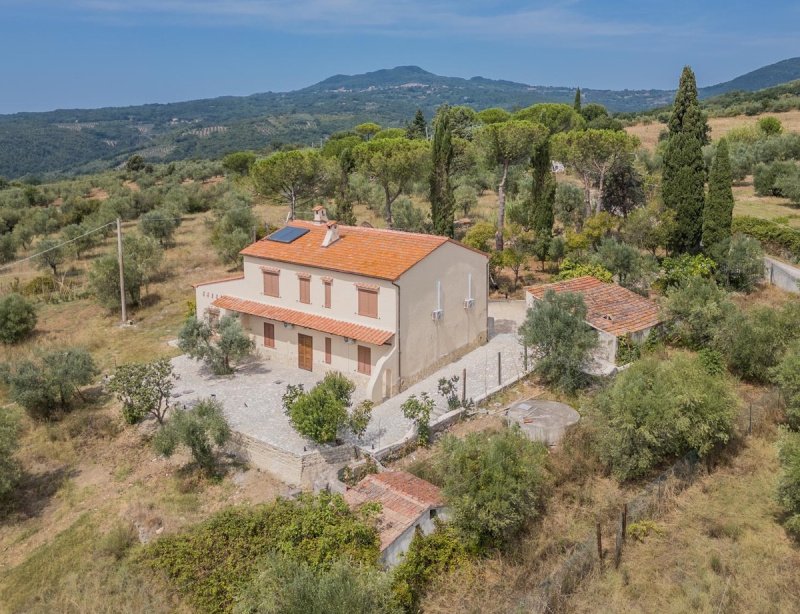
[699,57,800,98]
[2,60,800,179]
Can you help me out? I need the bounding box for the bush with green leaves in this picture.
[554,258,613,283]
[390,522,470,611]
[777,429,800,538]
[713,304,797,383]
[283,372,371,444]
[401,392,435,445]
[178,314,254,375]
[138,209,178,246]
[554,182,585,231]
[153,398,231,474]
[234,554,400,614]
[211,201,257,266]
[0,408,21,502]
[711,234,765,292]
[0,293,37,344]
[435,427,549,550]
[771,340,800,430]
[593,238,657,295]
[520,290,598,392]
[662,278,736,349]
[593,353,737,481]
[657,252,716,290]
[108,358,174,424]
[142,491,380,613]
[732,216,800,260]
[89,233,163,310]
[1,347,97,420]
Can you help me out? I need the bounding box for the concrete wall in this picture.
[764,256,800,294]
[230,431,357,488]
[396,242,488,388]
[381,505,450,568]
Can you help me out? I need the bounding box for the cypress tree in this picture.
[668,66,709,144]
[429,106,456,237]
[662,65,709,253]
[530,138,556,236]
[573,88,581,113]
[407,109,428,140]
[702,139,734,251]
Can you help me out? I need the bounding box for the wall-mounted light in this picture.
[283,322,294,329]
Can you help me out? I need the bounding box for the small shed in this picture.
[525,276,661,365]
[344,471,448,567]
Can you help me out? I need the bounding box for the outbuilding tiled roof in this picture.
[240,220,485,281]
[525,276,661,336]
[212,295,394,345]
[344,471,445,552]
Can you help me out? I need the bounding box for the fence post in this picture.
[523,344,528,372]
[614,503,628,569]
[622,503,628,543]
[596,521,603,567]
[497,351,502,386]
[462,367,467,405]
[748,403,753,436]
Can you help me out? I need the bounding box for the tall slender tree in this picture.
[530,139,556,237]
[429,106,457,237]
[406,109,428,140]
[702,139,735,251]
[573,88,582,113]
[662,66,709,253]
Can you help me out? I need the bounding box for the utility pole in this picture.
[116,218,127,326]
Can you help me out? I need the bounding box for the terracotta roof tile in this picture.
[343,471,444,552]
[526,276,661,336]
[240,221,485,281]
[192,274,244,288]
[212,295,394,345]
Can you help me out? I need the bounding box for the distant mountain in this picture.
[2,59,800,179]
[699,57,800,98]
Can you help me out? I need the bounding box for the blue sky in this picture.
[1,0,798,114]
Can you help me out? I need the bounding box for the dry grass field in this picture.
[625,109,800,152]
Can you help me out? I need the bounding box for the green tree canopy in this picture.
[429,105,456,237]
[89,233,163,310]
[178,314,254,375]
[109,358,174,424]
[515,103,585,134]
[702,139,735,251]
[222,151,256,176]
[668,66,710,144]
[406,108,428,139]
[476,107,511,125]
[251,149,325,220]
[0,408,20,501]
[0,293,37,344]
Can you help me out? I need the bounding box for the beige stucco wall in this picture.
[381,505,450,568]
[396,242,488,387]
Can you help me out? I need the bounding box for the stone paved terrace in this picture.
[170,300,529,459]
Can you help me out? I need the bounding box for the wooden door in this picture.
[298,334,313,371]
[357,345,371,375]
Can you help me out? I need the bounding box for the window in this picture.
[323,279,332,308]
[325,337,332,364]
[263,322,275,348]
[299,276,311,304]
[430,509,438,520]
[357,287,378,318]
[357,345,371,375]
[262,269,279,297]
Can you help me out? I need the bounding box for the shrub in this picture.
[153,398,231,474]
[108,358,174,424]
[98,522,138,560]
[657,253,716,290]
[662,277,736,349]
[89,234,163,309]
[139,209,178,246]
[1,347,97,420]
[178,314,254,375]
[235,554,400,614]
[554,258,613,283]
[732,216,800,260]
[391,523,470,611]
[777,429,800,538]
[436,427,550,550]
[520,290,598,392]
[453,184,478,217]
[142,492,380,613]
[772,341,800,429]
[753,161,800,197]
[712,234,765,292]
[554,182,585,231]
[0,408,21,501]
[401,393,435,445]
[0,293,37,344]
[758,116,783,136]
[283,372,369,444]
[593,238,657,294]
[593,353,737,481]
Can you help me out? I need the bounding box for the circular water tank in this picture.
[506,399,580,446]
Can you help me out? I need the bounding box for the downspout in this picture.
[392,280,402,391]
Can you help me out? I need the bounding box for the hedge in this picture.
[732,216,800,260]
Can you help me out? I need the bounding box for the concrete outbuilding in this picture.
[507,398,580,446]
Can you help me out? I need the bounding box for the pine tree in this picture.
[573,88,581,113]
[662,66,710,254]
[530,139,556,236]
[406,109,428,140]
[429,106,456,237]
[702,139,734,251]
[668,66,709,144]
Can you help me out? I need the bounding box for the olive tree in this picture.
[0,408,20,501]
[0,293,37,344]
[89,234,163,310]
[108,358,174,424]
[178,314,254,375]
[477,120,547,250]
[519,290,598,392]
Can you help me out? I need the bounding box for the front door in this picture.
[298,334,313,371]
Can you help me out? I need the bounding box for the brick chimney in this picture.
[322,221,340,247]
[312,205,328,225]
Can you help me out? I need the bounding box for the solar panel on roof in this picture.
[267,226,310,244]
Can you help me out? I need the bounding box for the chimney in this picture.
[312,205,328,225]
[322,221,340,247]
